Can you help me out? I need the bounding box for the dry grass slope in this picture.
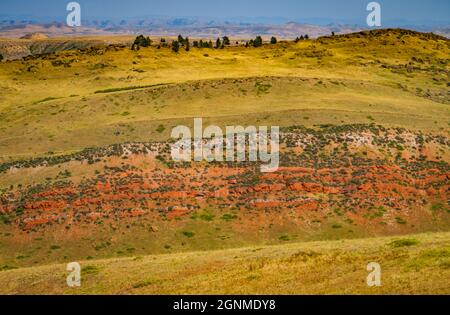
[0,29,448,162]
[0,232,449,295]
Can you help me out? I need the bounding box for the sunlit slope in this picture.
[1,232,449,295]
[0,29,448,162]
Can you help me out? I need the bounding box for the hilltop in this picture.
[20,32,49,40]
[0,29,448,160]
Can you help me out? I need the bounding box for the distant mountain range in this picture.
[0,15,448,39]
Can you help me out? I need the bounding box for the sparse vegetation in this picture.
[182,231,195,238]
[389,239,420,248]
[1,232,449,294]
[81,265,100,275]
[0,28,448,295]
[132,35,152,50]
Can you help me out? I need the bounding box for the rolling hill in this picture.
[0,29,448,294]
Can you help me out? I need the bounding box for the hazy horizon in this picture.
[0,0,449,27]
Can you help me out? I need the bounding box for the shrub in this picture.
[0,265,18,271]
[253,36,263,47]
[215,38,222,49]
[200,212,214,221]
[221,213,238,221]
[430,203,444,212]
[82,265,100,275]
[182,231,195,238]
[133,280,153,289]
[389,239,419,248]
[222,36,230,46]
[395,216,407,224]
[279,234,291,241]
[133,35,152,49]
[0,214,11,224]
[15,207,25,217]
[172,41,180,53]
[156,125,165,133]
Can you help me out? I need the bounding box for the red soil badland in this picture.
[0,125,448,267]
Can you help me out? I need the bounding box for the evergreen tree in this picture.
[172,40,180,53]
[198,40,203,48]
[178,34,184,44]
[215,37,221,49]
[332,31,335,36]
[133,35,152,48]
[253,36,263,47]
[185,37,190,51]
[208,40,213,48]
[300,35,304,40]
[305,34,309,39]
[270,36,277,44]
[222,36,230,46]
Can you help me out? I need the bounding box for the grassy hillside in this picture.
[1,232,449,295]
[0,29,448,162]
[0,29,448,294]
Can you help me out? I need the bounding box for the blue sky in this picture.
[1,0,449,25]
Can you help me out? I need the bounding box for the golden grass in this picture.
[0,31,448,162]
[1,232,449,295]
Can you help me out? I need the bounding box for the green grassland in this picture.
[1,232,449,294]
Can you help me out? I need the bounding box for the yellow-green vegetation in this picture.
[0,232,449,295]
[0,29,448,163]
[0,29,449,295]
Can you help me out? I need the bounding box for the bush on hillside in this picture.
[215,37,222,49]
[253,36,263,47]
[222,36,231,46]
[132,35,152,50]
